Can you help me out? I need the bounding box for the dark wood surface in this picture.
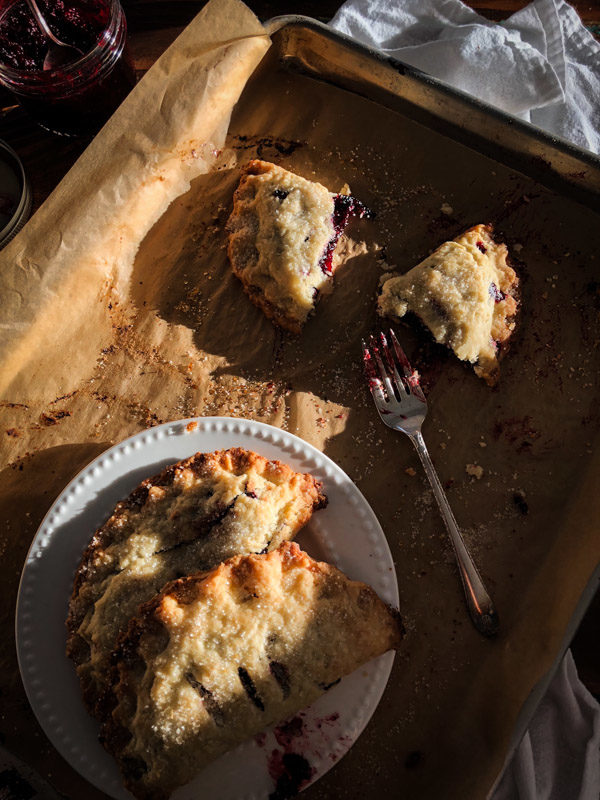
[0,0,598,734]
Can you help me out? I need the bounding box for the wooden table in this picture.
[0,0,598,793]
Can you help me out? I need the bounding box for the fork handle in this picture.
[411,432,499,637]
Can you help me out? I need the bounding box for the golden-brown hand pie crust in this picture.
[227,160,367,333]
[378,224,519,385]
[66,448,326,716]
[100,542,403,800]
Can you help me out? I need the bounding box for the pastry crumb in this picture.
[466,464,484,479]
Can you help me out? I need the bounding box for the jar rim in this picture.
[0,0,122,86]
[0,139,32,249]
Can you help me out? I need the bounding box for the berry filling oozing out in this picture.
[319,194,372,276]
[269,185,371,279]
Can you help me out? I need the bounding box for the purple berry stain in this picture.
[268,751,314,800]
[319,194,372,276]
[274,715,304,749]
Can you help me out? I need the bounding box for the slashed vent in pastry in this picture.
[227,159,369,333]
[66,448,326,714]
[100,542,403,800]
[378,224,519,385]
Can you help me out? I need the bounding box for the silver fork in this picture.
[363,329,499,637]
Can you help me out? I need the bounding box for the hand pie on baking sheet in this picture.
[378,224,519,385]
[100,542,403,800]
[66,448,326,715]
[227,159,370,333]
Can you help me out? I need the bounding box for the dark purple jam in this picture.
[0,1,109,71]
[319,194,372,276]
[0,1,136,136]
[268,751,314,800]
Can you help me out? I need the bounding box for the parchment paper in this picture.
[1,2,599,799]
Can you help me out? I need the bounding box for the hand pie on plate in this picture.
[101,542,403,800]
[66,448,326,714]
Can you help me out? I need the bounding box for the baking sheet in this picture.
[1,3,599,799]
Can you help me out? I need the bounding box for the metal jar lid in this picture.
[0,139,31,249]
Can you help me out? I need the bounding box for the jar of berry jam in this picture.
[0,0,136,136]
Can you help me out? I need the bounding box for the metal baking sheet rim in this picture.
[265,15,600,208]
[263,14,600,797]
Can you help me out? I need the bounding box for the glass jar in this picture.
[0,0,136,137]
[0,139,31,249]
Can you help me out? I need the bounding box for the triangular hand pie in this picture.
[379,224,519,384]
[67,449,326,714]
[101,542,402,800]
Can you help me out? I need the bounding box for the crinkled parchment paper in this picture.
[1,2,600,799]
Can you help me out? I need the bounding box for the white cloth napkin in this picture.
[491,650,600,800]
[330,0,600,153]
[492,650,600,800]
[330,1,600,797]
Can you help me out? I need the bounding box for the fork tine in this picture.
[379,331,409,397]
[389,329,427,402]
[368,334,396,400]
[362,340,387,406]
[388,328,413,379]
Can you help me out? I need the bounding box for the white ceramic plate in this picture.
[16,417,398,800]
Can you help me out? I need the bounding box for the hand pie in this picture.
[101,542,403,800]
[66,448,326,714]
[378,224,519,385]
[227,159,369,333]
